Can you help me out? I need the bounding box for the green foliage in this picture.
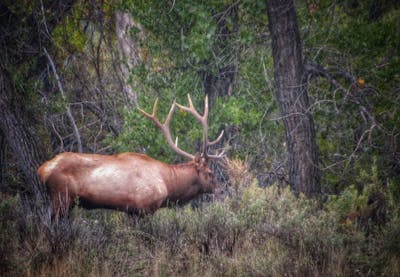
[51,3,87,53]
[109,0,287,172]
[124,1,218,65]
[388,179,400,207]
[298,2,400,193]
[0,196,22,275]
[182,8,216,61]
[328,185,370,221]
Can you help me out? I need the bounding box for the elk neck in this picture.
[163,161,201,202]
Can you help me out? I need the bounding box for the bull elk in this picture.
[37,95,225,217]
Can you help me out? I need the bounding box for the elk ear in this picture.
[200,154,208,165]
[194,153,208,170]
[194,153,202,172]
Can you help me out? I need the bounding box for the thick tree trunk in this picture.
[266,0,320,196]
[0,67,47,195]
[0,130,5,189]
[0,1,75,212]
[115,10,144,106]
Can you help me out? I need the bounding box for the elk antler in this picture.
[175,94,225,159]
[139,95,225,160]
[138,98,195,160]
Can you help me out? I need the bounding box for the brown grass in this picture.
[1,158,399,276]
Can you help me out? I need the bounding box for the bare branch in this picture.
[43,47,83,153]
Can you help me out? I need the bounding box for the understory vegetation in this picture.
[1,1,400,276]
[1,159,399,276]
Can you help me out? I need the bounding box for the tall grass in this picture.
[1,158,399,276]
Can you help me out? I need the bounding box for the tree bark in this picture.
[0,129,5,189]
[115,10,144,106]
[266,0,320,196]
[0,0,74,205]
[0,66,47,195]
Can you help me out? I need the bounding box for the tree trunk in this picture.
[266,0,320,196]
[0,129,5,189]
[0,66,47,195]
[115,10,144,106]
[0,1,75,212]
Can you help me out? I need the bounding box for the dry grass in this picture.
[225,157,254,192]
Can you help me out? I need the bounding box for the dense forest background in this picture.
[1,0,399,276]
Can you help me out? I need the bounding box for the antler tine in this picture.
[138,98,194,160]
[207,149,225,159]
[152,98,158,116]
[176,94,203,122]
[208,130,224,146]
[176,94,208,152]
[202,95,210,153]
[203,94,209,119]
[207,129,225,160]
[164,100,176,126]
[137,99,160,128]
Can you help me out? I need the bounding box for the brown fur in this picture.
[37,152,216,217]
